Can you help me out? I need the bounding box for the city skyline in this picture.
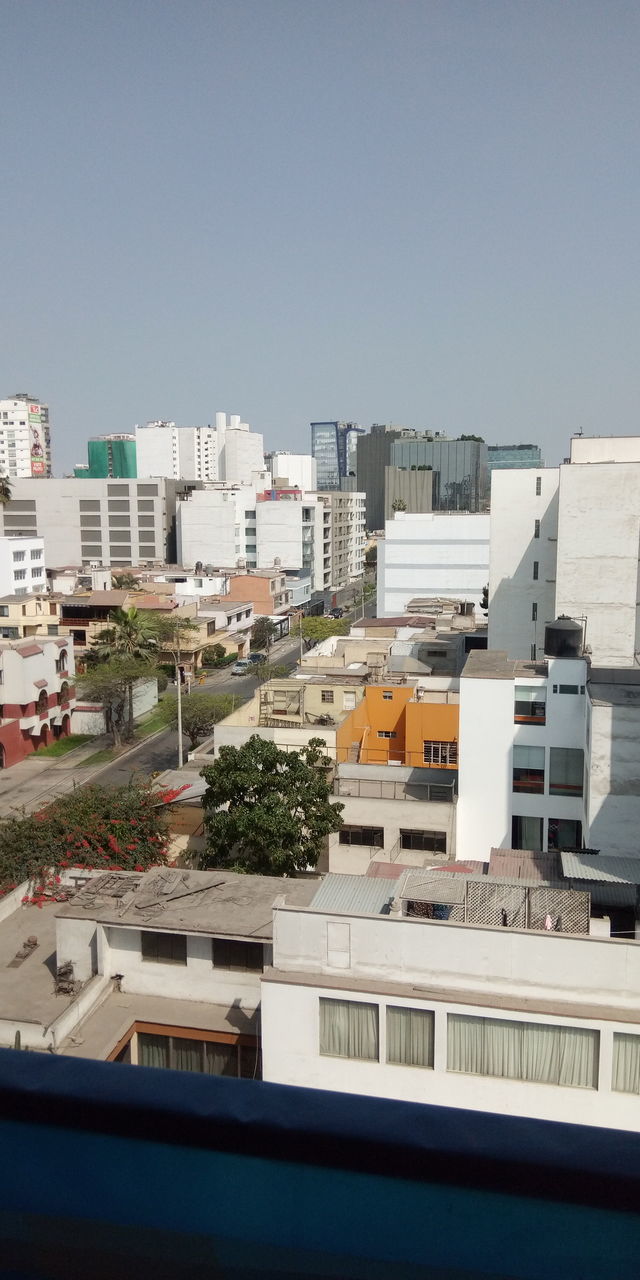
[3,1,639,473]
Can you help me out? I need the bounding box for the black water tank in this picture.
[544,616,583,658]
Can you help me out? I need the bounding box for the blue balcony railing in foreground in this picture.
[0,1047,639,1278]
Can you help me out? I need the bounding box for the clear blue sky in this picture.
[3,0,639,472]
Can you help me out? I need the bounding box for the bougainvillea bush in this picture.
[0,780,172,902]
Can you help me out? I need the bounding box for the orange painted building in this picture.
[336,685,459,769]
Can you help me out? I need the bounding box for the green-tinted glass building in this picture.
[74,435,137,479]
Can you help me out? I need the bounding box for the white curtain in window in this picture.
[206,1042,238,1077]
[173,1037,204,1073]
[138,1033,169,1069]
[549,748,584,794]
[320,998,379,1061]
[387,1007,434,1068]
[613,1034,640,1094]
[514,816,543,848]
[515,686,546,705]
[447,1015,598,1089]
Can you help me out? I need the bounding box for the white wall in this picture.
[72,676,157,735]
[587,695,640,856]
[102,924,264,1008]
[256,501,303,570]
[328,793,456,873]
[136,424,221,481]
[0,479,168,568]
[378,512,489,617]
[221,424,265,485]
[556,461,640,667]
[488,468,559,660]
[176,486,252,568]
[570,436,640,464]
[268,453,317,491]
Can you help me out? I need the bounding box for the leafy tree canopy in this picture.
[199,735,343,876]
[0,780,169,901]
[79,656,151,747]
[297,616,350,650]
[365,544,377,565]
[162,692,236,750]
[251,616,277,651]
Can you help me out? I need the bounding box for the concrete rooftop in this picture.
[56,868,320,940]
[0,902,74,1027]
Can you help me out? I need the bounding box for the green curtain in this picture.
[613,1033,640,1094]
[320,998,379,1061]
[387,1007,434,1068]
[447,1014,598,1089]
[173,1037,204,1073]
[206,1043,238,1077]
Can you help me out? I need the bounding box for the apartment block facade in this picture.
[0,394,51,479]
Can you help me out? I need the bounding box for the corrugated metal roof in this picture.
[309,874,396,916]
[489,849,561,883]
[399,871,467,904]
[561,852,640,885]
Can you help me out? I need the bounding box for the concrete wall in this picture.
[328,792,456,873]
[570,436,640,464]
[0,479,169,568]
[378,512,490,618]
[0,537,46,597]
[556,462,640,667]
[256,501,303,571]
[176,487,252,568]
[72,677,158,736]
[100,924,265,1008]
[588,695,640,855]
[488,468,559,660]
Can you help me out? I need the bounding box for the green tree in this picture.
[199,735,343,876]
[202,643,227,666]
[365,543,377,567]
[91,606,159,739]
[80,657,151,748]
[253,661,289,685]
[251,616,277,653]
[297,615,350,650]
[0,475,12,505]
[0,779,170,899]
[162,692,236,750]
[153,615,201,682]
[112,571,140,589]
[480,584,489,616]
[391,497,407,513]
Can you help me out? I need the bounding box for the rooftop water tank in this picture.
[544,616,583,658]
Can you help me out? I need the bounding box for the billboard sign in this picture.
[28,407,45,476]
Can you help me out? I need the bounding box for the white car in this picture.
[231,659,251,676]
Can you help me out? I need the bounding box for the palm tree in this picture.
[92,606,158,740]
[0,475,12,505]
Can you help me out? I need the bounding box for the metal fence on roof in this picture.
[401,872,590,935]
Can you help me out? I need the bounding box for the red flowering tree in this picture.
[0,779,172,901]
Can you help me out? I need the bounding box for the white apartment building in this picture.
[0,478,183,567]
[135,412,265,486]
[261,872,640,1132]
[377,512,490,617]
[266,452,317,491]
[0,394,51,478]
[0,537,45,596]
[136,421,221,482]
[320,491,366,591]
[177,485,256,570]
[489,436,640,666]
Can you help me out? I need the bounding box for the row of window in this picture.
[338,826,447,853]
[514,683,584,725]
[136,1032,260,1079]
[512,815,582,851]
[140,932,263,970]
[319,999,640,1094]
[513,746,584,796]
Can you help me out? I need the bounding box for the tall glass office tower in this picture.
[311,421,365,490]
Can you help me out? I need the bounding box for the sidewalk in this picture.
[0,729,166,818]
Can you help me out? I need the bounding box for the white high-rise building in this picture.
[489,436,640,667]
[0,537,46,597]
[135,412,265,485]
[378,512,490,617]
[0,394,51,479]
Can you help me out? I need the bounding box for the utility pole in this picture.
[175,624,183,768]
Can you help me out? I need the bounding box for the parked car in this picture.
[248,652,266,664]
[231,659,252,676]
[330,607,344,619]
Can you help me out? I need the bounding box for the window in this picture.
[321,690,334,703]
[558,684,579,695]
[532,561,539,580]
[55,651,68,673]
[207,621,216,636]
[613,1033,640,1095]
[107,484,129,495]
[31,567,42,577]
[212,939,263,971]
[514,685,546,724]
[108,500,130,512]
[47,624,58,636]
[512,744,545,793]
[137,1032,260,1078]
[138,500,155,511]
[138,514,155,527]
[12,551,25,562]
[80,500,100,512]
[400,830,446,853]
[0,627,18,639]
[535,476,542,495]
[530,643,537,660]
[549,748,584,797]
[382,690,393,701]
[447,1015,598,1089]
[81,547,102,558]
[30,549,42,560]
[531,602,537,622]
[377,730,396,739]
[319,998,379,1061]
[387,1007,434,1069]
[109,515,131,527]
[141,931,187,965]
[511,815,543,850]
[534,519,540,538]
[339,825,384,847]
[109,529,132,541]
[547,818,582,850]
[423,740,458,766]
[13,570,26,580]
[80,514,101,528]
[137,484,158,496]
[109,546,131,559]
